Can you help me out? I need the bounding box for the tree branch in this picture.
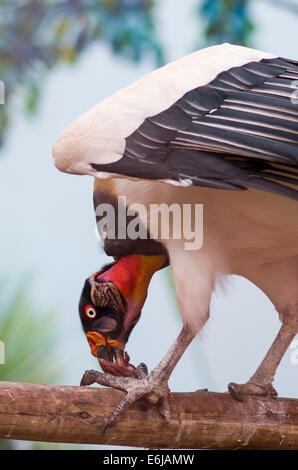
[0,381,297,449]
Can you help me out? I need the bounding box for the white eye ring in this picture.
[84,306,97,319]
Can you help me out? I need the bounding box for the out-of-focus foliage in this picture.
[0,279,62,384]
[0,278,64,449]
[0,0,162,145]
[1,1,298,147]
[200,0,253,46]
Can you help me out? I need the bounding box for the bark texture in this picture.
[0,381,297,449]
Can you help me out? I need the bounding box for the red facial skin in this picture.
[96,254,166,343]
[88,254,167,376]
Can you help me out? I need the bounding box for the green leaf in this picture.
[0,277,63,385]
[24,83,40,115]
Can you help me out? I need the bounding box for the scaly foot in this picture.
[80,362,170,434]
[81,325,194,433]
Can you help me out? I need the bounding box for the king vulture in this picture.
[53,43,298,429]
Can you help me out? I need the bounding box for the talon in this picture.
[228,380,278,400]
[80,365,171,432]
[80,369,98,387]
[136,362,148,379]
[228,382,244,402]
[79,327,193,431]
[102,421,111,436]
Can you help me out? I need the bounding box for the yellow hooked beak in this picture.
[86,331,124,357]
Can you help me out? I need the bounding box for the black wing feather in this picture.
[91,57,298,201]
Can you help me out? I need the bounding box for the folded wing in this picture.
[91,57,298,201]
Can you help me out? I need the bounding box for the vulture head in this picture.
[79,254,167,377]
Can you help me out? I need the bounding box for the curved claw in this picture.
[228,380,278,401]
[228,382,244,402]
[80,369,99,387]
[135,362,148,379]
[80,361,171,435]
[157,395,171,423]
[102,386,145,435]
[102,395,134,435]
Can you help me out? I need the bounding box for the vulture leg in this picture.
[80,325,194,433]
[228,306,298,401]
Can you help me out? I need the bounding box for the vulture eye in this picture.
[84,305,97,319]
